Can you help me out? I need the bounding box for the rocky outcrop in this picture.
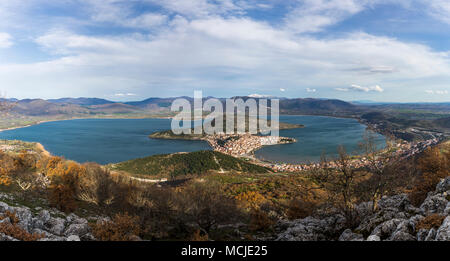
[276,177,450,241]
[0,201,95,241]
[276,214,347,241]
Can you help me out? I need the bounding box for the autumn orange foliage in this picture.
[234,191,266,209]
[91,213,141,241]
[0,211,44,241]
[409,147,450,206]
[45,157,87,212]
[416,214,446,232]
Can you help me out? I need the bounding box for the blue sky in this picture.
[0,0,450,102]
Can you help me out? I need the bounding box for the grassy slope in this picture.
[108,151,271,178]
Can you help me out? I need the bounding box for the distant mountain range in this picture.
[3,97,450,124]
[3,96,368,117]
[47,97,116,106]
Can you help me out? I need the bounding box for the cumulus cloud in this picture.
[280,88,286,92]
[1,14,448,99]
[336,84,384,93]
[0,32,12,48]
[1,18,448,99]
[0,0,450,101]
[306,88,316,93]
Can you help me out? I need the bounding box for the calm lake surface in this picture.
[254,115,386,164]
[0,119,211,164]
[0,116,386,165]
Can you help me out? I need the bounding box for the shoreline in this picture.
[35,142,52,157]
[0,115,174,132]
[1,125,442,175]
[1,113,389,167]
[0,112,353,133]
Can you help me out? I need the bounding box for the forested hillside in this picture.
[109,151,270,178]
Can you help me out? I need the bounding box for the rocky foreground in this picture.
[0,194,99,241]
[276,177,450,241]
[2,177,450,241]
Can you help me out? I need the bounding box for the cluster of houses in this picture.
[205,134,286,156]
[261,137,444,173]
[203,130,445,173]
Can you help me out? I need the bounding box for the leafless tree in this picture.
[357,132,412,211]
[309,146,366,227]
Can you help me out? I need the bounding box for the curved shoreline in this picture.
[0,114,392,169]
[0,115,173,132]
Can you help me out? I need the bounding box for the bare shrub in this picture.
[91,213,141,241]
[286,199,317,220]
[249,208,275,232]
[409,147,449,206]
[309,146,366,227]
[177,181,243,234]
[416,214,446,232]
[77,163,114,206]
[0,211,44,241]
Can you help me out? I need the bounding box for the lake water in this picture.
[0,116,386,165]
[0,119,211,164]
[254,115,386,164]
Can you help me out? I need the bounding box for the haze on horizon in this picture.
[0,0,450,103]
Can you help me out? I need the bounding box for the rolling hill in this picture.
[280,98,362,116]
[434,116,450,129]
[11,99,91,116]
[108,150,270,178]
[46,97,115,106]
[5,96,365,117]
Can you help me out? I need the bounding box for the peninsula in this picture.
[149,115,301,158]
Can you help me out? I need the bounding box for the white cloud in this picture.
[425,90,449,94]
[84,1,168,29]
[115,93,137,97]
[336,84,384,92]
[248,94,272,98]
[422,0,450,24]
[124,13,168,28]
[0,16,448,99]
[1,1,450,101]
[306,88,316,92]
[280,88,286,92]
[148,0,242,18]
[0,32,12,48]
[284,0,367,33]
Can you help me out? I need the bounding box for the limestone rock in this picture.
[67,235,81,241]
[46,217,66,236]
[64,223,90,237]
[366,235,381,241]
[420,194,448,215]
[425,228,437,241]
[339,229,364,241]
[436,177,450,194]
[435,216,450,241]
